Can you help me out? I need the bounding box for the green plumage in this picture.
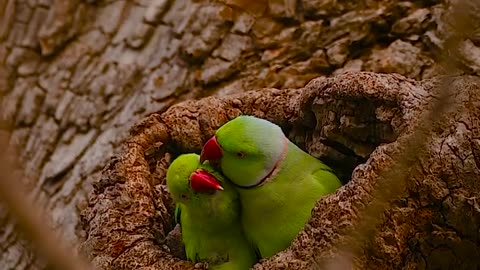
[213,116,342,258]
[166,153,257,270]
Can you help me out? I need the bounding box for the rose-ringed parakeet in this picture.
[200,115,342,258]
[166,153,257,270]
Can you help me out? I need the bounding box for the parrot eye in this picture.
[236,152,245,158]
[181,194,187,199]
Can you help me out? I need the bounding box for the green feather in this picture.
[212,116,342,258]
[166,153,257,269]
[174,205,181,224]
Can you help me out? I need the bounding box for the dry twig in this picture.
[0,129,92,270]
[323,1,472,268]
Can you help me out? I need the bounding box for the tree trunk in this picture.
[1,0,479,269]
[79,72,480,270]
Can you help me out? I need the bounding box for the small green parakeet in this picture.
[200,115,342,258]
[166,153,257,270]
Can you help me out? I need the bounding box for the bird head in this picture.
[200,115,286,188]
[166,154,224,205]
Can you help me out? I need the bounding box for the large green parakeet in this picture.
[200,115,342,258]
[166,153,257,270]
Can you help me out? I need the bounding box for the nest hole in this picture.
[289,96,401,184]
[143,96,401,262]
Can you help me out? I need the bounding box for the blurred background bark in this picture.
[0,0,479,269]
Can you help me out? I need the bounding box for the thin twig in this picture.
[0,130,93,270]
[322,0,472,268]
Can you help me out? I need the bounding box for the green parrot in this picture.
[166,153,257,270]
[200,115,342,258]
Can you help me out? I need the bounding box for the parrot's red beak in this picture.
[190,169,224,192]
[200,136,223,163]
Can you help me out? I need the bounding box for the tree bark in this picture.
[80,72,480,269]
[1,0,480,269]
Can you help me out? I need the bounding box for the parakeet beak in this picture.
[190,169,224,192]
[200,136,223,163]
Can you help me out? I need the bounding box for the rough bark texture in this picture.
[1,0,480,269]
[80,72,480,270]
